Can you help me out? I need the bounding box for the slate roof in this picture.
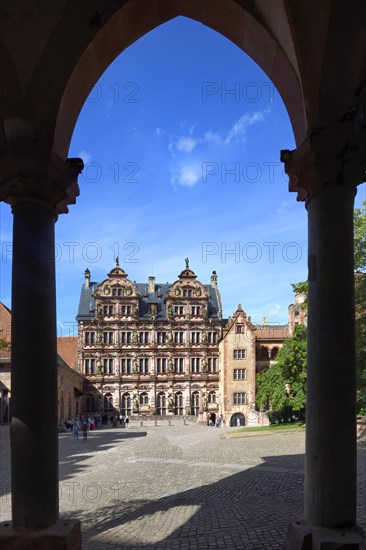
[76,282,221,321]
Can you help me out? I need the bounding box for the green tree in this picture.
[256,324,307,420]
[0,330,10,351]
[354,201,366,412]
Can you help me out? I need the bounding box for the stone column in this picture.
[11,200,59,528]
[281,133,365,546]
[0,153,83,548]
[306,185,357,528]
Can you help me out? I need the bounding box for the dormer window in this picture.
[236,325,244,334]
[183,289,192,298]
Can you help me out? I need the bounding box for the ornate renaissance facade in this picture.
[77,259,223,422]
[76,259,301,426]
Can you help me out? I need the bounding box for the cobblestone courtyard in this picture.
[1,421,365,549]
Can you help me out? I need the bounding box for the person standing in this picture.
[82,422,88,440]
[72,419,79,440]
[125,415,129,429]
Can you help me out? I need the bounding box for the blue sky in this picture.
[1,16,365,335]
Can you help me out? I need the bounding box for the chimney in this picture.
[211,270,218,287]
[84,268,90,289]
[148,276,155,293]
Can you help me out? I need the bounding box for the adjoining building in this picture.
[0,304,85,425]
[76,259,302,426]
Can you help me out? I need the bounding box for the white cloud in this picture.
[224,109,269,144]
[155,127,162,136]
[78,150,92,164]
[176,136,197,153]
[171,165,200,187]
[267,303,282,318]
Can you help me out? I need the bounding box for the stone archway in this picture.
[1,2,365,548]
[230,412,245,427]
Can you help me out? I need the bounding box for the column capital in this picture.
[0,150,83,216]
[281,110,366,202]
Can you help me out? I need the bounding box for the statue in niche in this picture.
[168,357,174,373]
[132,357,139,374]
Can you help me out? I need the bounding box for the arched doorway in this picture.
[230,413,245,427]
[156,392,167,416]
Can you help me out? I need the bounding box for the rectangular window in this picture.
[207,331,217,344]
[173,305,184,316]
[233,392,246,405]
[156,358,167,374]
[121,332,132,344]
[174,332,184,344]
[183,289,192,298]
[139,358,149,374]
[84,331,95,345]
[157,332,167,344]
[85,358,96,374]
[121,358,132,374]
[174,357,184,373]
[236,325,244,334]
[208,357,218,373]
[103,332,113,344]
[121,305,132,316]
[233,349,246,360]
[191,306,201,316]
[139,332,149,344]
[103,359,114,374]
[191,357,201,373]
[191,332,201,344]
[103,305,114,316]
[234,368,246,380]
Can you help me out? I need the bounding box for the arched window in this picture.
[156,392,167,415]
[174,391,184,415]
[208,391,216,403]
[86,392,96,413]
[104,393,113,413]
[121,393,132,417]
[139,392,149,406]
[257,346,270,361]
[191,391,200,416]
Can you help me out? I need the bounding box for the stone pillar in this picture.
[11,200,59,528]
[0,153,83,548]
[306,185,357,527]
[281,133,365,546]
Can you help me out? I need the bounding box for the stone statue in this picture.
[132,357,139,373]
[168,358,174,373]
[168,395,174,408]
[202,358,207,371]
[185,257,189,269]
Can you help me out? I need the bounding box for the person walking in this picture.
[72,419,79,440]
[125,415,129,429]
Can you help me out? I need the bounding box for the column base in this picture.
[284,520,365,549]
[0,519,81,549]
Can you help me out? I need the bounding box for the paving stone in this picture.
[0,424,365,549]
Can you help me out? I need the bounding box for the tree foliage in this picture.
[256,325,307,419]
[0,330,10,351]
[354,201,366,412]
